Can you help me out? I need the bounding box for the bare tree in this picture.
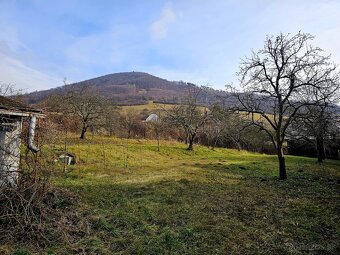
[289,85,340,163]
[234,32,339,179]
[0,83,15,96]
[205,103,231,150]
[166,87,210,150]
[146,112,164,152]
[209,103,249,150]
[120,112,141,139]
[103,105,121,137]
[60,85,105,139]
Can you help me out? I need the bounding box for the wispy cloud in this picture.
[0,13,61,91]
[0,51,61,92]
[150,4,176,40]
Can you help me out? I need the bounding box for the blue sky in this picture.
[1,0,340,92]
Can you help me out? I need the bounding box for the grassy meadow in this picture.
[121,101,171,114]
[121,101,272,125]
[6,136,340,254]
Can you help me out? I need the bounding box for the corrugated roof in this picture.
[0,95,41,113]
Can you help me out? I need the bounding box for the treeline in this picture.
[41,83,340,161]
[40,84,274,152]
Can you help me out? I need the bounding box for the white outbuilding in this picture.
[145,113,159,122]
[0,96,44,186]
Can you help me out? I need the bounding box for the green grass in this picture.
[7,136,340,254]
[120,101,207,115]
[121,101,171,114]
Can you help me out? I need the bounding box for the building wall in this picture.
[0,116,22,186]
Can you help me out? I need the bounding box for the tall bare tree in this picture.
[56,84,105,139]
[234,32,339,179]
[166,87,209,150]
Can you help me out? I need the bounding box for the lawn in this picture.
[6,136,340,254]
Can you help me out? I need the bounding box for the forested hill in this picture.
[22,72,227,106]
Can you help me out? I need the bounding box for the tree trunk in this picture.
[187,140,194,150]
[236,142,242,151]
[185,133,189,145]
[80,123,88,139]
[277,145,287,180]
[212,137,218,150]
[233,137,242,151]
[316,135,325,163]
[157,133,160,152]
[187,133,195,151]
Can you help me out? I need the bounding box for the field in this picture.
[120,101,171,114]
[120,101,272,125]
[6,136,340,254]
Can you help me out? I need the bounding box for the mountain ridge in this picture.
[22,71,226,106]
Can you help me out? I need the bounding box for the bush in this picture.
[0,173,88,249]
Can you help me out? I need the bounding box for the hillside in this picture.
[6,135,339,254]
[23,72,226,106]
